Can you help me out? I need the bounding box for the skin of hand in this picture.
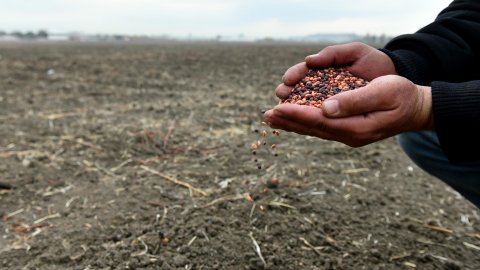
[264,75,435,147]
[276,42,398,100]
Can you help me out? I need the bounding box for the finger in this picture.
[264,103,352,135]
[305,42,367,68]
[264,104,389,146]
[264,103,326,132]
[275,83,293,100]
[263,105,380,145]
[263,107,336,139]
[321,78,396,118]
[282,62,308,86]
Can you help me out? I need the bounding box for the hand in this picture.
[264,75,434,147]
[276,42,397,100]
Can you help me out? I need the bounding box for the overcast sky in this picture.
[1,0,453,38]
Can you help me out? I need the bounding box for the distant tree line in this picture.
[0,30,48,39]
[362,33,392,45]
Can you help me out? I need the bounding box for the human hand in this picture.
[276,42,397,100]
[264,75,434,147]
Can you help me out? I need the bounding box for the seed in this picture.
[271,144,277,149]
[280,67,368,108]
[251,143,258,150]
[266,178,279,188]
[261,130,267,137]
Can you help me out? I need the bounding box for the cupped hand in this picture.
[276,42,397,100]
[265,75,434,147]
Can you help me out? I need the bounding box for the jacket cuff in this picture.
[379,48,431,86]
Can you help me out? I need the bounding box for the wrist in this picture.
[416,85,435,130]
[377,49,398,76]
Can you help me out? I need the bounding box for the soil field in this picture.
[0,42,479,270]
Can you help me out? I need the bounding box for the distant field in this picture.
[1,42,479,269]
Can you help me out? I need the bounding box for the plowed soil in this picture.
[1,42,479,270]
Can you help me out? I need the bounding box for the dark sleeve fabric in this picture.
[431,80,480,161]
[382,0,480,85]
[381,0,480,162]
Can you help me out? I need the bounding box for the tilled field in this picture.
[0,42,479,270]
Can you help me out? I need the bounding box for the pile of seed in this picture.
[280,67,368,108]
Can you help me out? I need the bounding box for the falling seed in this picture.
[245,194,254,202]
[251,143,258,150]
[271,144,277,149]
[266,178,279,188]
[261,122,267,126]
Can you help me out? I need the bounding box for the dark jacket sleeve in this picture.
[380,0,480,162]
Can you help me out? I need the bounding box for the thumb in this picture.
[321,78,393,118]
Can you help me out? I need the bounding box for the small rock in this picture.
[248,258,265,270]
[47,69,56,76]
[22,158,33,168]
[172,254,188,267]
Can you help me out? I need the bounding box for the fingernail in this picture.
[282,75,285,82]
[305,54,317,60]
[322,100,339,116]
